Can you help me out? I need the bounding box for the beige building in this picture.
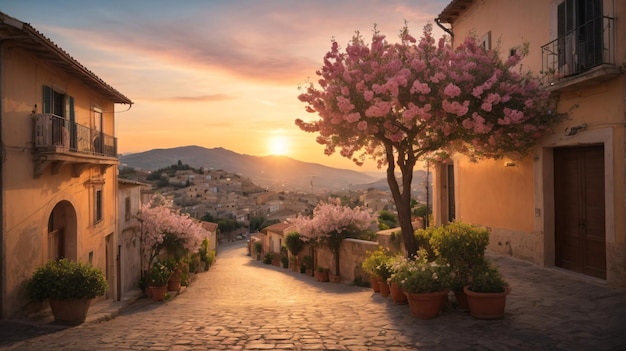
[118,179,151,298]
[434,0,625,287]
[0,12,132,318]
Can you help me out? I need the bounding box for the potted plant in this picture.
[28,259,108,324]
[149,261,172,301]
[463,261,510,319]
[387,255,408,304]
[302,255,314,275]
[430,222,489,311]
[373,256,394,297]
[281,256,289,269]
[284,231,305,270]
[362,246,391,293]
[397,249,452,319]
[315,266,329,282]
[263,252,273,264]
[253,241,263,261]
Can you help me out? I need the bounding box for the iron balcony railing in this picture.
[541,15,615,83]
[33,113,117,157]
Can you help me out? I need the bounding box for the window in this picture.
[480,31,491,50]
[42,85,75,148]
[557,0,603,75]
[95,189,103,223]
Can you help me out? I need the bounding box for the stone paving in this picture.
[1,241,625,350]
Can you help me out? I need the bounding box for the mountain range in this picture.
[120,145,379,192]
[120,146,430,199]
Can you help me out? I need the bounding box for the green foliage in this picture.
[396,249,452,294]
[281,256,289,268]
[284,232,305,256]
[352,275,371,288]
[316,266,329,272]
[361,246,392,277]
[216,218,244,233]
[253,241,263,254]
[389,231,403,251]
[150,261,172,286]
[28,259,108,301]
[378,210,398,230]
[467,261,508,293]
[414,227,436,258]
[263,253,273,264]
[302,255,313,268]
[201,213,215,222]
[429,222,490,291]
[412,204,431,218]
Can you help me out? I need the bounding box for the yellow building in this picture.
[0,12,132,318]
[433,0,625,287]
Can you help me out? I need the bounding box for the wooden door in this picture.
[554,145,605,279]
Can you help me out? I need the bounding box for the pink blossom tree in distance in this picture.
[296,25,567,256]
[293,199,375,276]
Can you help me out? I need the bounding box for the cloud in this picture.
[141,94,233,103]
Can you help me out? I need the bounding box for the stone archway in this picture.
[47,201,78,261]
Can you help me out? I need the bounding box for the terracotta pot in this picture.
[329,272,341,283]
[48,298,93,325]
[168,269,182,292]
[389,282,407,304]
[453,290,470,311]
[150,285,168,301]
[405,290,448,319]
[464,285,511,319]
[370,276,381,292]
[378,281,391,297]
[314,270,329,282]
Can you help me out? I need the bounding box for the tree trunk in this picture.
[384,143,418,257]
[333,248,340,276]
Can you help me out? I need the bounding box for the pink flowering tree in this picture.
[137,195,207,272]
[296,25,567,256]
[293,199,375,276]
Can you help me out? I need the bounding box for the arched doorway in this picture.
[47,201,78,261]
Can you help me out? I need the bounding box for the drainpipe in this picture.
[435,18,454,38]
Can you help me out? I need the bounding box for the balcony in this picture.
[32,113,118,178]
[541,16,620,91]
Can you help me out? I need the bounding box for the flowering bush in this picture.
[149,261,172,287]
[137,195,208,271]
[293,198,375,276]
[396,250,452,294]
[361,246,392,277]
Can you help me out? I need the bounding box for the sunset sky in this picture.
[2,0,448,172]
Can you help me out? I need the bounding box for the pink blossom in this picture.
[481,102,492,112]
[410,80,431,95]
[364,90,374,101]
[357,121,368,130]
[443,83,461,98]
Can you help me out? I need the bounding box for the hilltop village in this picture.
[120,162,399,244]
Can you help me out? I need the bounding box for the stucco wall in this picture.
[2,45,119,317]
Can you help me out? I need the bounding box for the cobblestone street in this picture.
[1,241,625,350]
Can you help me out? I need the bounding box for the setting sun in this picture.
[268,135,290,156]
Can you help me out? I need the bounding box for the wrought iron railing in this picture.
[32,113,117,157]
[541,16,615,83]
